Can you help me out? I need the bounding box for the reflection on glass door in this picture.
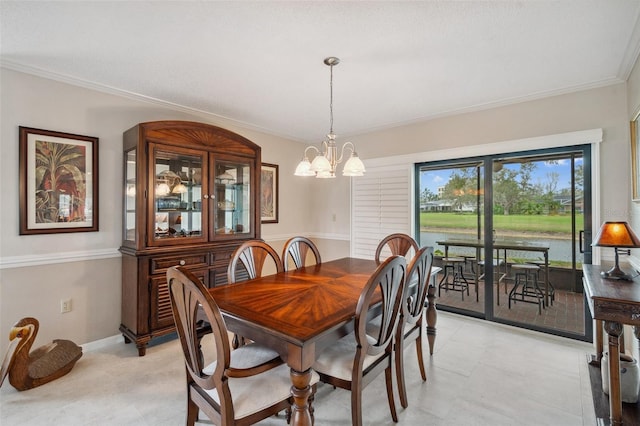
[418,161,485,316]
[417,146,590,339]
[492,152,586,337]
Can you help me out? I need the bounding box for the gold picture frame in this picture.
[19,126,99,234]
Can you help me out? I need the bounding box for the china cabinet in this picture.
[119,121,261,355]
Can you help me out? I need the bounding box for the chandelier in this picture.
[294,57,365,178]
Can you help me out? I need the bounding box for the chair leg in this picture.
[395,334,408,409]
[416,334,427,381]
[384,364,399,422]
[186,392,199,426]
[309,389,315,424]
[351,381,363,426]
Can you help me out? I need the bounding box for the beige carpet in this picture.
[1,312,596,425]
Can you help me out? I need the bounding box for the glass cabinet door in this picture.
[151,145,207,245]
[124,149,137,243]
[214,158,251,237]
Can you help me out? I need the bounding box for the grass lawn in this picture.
[420,212,582,234]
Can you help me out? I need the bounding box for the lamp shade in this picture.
[172,183,187,194]
[592,222,640,248]
[294,158,315,176]
[310,155,331,173]
[155,183,170,196]
[343,154,366,176]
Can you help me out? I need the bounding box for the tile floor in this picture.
[1,312,596,425]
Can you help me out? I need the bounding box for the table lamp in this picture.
[592,221,640,280]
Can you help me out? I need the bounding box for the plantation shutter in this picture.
[351,164,413,259]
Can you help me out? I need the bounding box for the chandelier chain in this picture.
[329,62,334,135]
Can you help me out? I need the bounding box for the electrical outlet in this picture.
[60,298,72,313]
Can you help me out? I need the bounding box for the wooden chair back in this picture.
[227,240,284,283]
[403,246,434,326]
[167,266,289,425]
[375,233,419,265]
[282,236,322,271]
[314,255,407,425]
[357,255,407,358]
[168,266,229,395]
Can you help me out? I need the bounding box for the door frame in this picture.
[415,143,595,341]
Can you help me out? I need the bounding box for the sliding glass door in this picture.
[418,160,485,316]
[416,145,591,339]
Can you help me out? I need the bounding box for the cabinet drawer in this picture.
[150,254,208,274]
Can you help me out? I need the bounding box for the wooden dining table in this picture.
[208,256,440,426]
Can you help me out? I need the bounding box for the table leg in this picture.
[589,319,604,365]
[289,368,314,426]
[475,247,481,303]
[544,251,550,307]
[426,284,437,355]
[604,321,624,426]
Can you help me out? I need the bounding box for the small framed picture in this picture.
[19,126,99,234]
[260,163,278,223]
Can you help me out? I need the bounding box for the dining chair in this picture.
[394,245,434,409]
[227,240,284,284]
[227,240,284,348]
[374,233,419,265]
[281,236,322,271]
[167,266,318,426]
[312,255,407,426]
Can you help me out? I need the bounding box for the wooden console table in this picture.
[583,264,640,425]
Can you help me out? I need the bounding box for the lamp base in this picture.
[601,267,635,281]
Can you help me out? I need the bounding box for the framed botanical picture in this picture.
[260,163,278,223]
[632,117,640,201]
[19,126,99,234]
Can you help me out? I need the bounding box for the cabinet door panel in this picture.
[212,155,254,239]
[149,144,208,247]
[150,269,207,330]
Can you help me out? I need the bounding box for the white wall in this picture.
[628,53,640,255]
[626,55,640,358]
[353,83,629,222]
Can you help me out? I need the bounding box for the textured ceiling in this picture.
[2,1,640,142]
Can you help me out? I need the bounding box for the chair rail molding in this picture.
[0,248,121,269]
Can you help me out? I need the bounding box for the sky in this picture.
[419,158,583,195]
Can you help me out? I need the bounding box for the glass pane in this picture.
[124,149,136,242]
[214,160,251,236]
[493,153,585,336]
[418,161,485,315]
[154,149,203,241]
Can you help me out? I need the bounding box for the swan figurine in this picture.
[0,317,82,391]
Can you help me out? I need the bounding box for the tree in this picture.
[441,168,480,212]
[493,168,520,215]
[420,187,438,203]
